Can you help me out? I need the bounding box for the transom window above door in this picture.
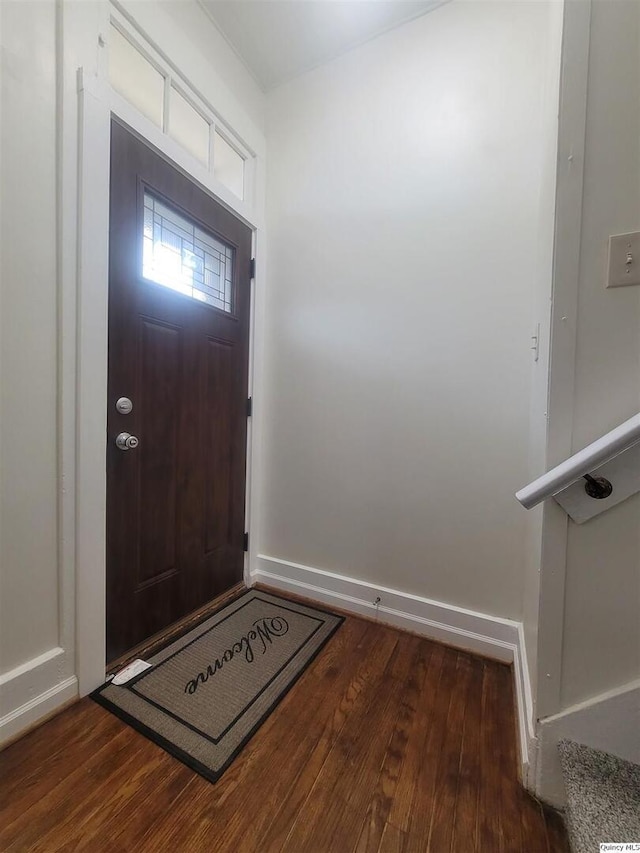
[108,20,248,201]
[142,191,234,314]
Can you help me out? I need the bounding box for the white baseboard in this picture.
[253,554,534,777]
[0,647,78,745]
[535,678,640,807]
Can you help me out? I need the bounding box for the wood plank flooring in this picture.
[0,615,567,852]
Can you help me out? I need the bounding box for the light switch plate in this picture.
[607,231,640,288]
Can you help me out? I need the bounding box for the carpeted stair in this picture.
[558,739,640,851]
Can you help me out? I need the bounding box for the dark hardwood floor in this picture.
[0,615,567,852]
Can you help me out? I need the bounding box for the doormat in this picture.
[92,589,344,783]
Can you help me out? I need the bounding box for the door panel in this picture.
[106,120,252,663]
[137,318,181,585]
[203,338,234,554]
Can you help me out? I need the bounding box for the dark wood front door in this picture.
[106,120,252,663]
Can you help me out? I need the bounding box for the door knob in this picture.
[115,432,139,451]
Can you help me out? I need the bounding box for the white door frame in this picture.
[72,70,265,695]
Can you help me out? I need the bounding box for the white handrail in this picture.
[516,413,640,509]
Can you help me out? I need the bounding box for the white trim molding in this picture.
[536,0,592,720]
[0,649,78,744]
[75,71,111,697]
[252,554,535,778]
[535,678,640,807]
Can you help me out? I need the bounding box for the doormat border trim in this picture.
[91,588,344,783]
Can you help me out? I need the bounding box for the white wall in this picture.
[262,0,559,620]
[558,0,640,709]
[0,0,81,740]
[0,2,63,673]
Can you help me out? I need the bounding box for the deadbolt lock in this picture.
[116,397,133,415]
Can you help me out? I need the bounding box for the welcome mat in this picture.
[92,589,343,782]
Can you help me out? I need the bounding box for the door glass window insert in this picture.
[142,191,234,313]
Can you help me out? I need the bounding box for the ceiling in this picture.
[200,0,447,92]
